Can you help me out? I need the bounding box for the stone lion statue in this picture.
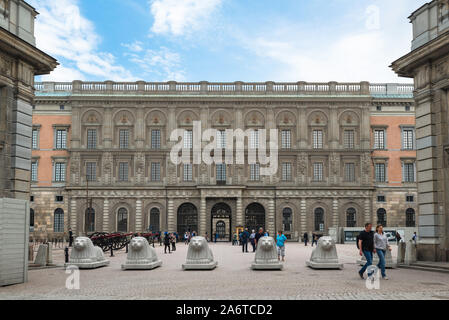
[182,236,217,270]
[306,236,343,269]
[251,236,283,270]
[122,237,162,270]
[65,237,109,269]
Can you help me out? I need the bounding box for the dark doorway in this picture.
[149,208,160,232]
[245,203,265,233]
[177,203,198,235]
[211,203,232,241]
[85,208,95,233]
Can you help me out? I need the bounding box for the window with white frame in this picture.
[53,208,64,233]
[151,162,161,181]
[183,163,193,181]
[183,130,193,149]
[216,130,226,149]
[119,129,129,149]
[250,130,259,149]
[119,162,129,182]
[375,163,386,182]
[31,161,38,182]
[87,129,97,149]
[344,163,355,182]
[151,129,161,149]
[281,130,291,149]
[374,129,385,149]
[250,163,260,181]
[86,162,96,181]
[402,128,415,150]
[313,130,323,149]
[55,129,67,149]
[344,130,355,149]
[403,162,415,183]
[32,129,39,149]
[282,162,292,181]
[54,162,66,182]
[216,163,226,182]
[313,162,324,181]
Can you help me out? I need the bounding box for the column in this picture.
[71,107,81,149]
[103,199,109,233]
[329,107,339,149]
[135,108,145,149]
[332,198,339,227]
[200,197,206,236]
[364,198,371,224]
[299,107,307,148]
[70,199,77,235]
[103,107,112,148]
[236,196,243,227]
[268,199,275,235]
[167,198,175,233]
[135,199,142,232]
[300,198,307,234]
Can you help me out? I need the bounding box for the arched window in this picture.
[377,208,387,227]
[117,208,128,232]
[30,208,35,228]
[314,208,325,232]
[282,208,292,232]
[54,208,64,232]
[406,208,416,227]
[85,208,95,233]
[245,203,265,232]
[346,208,356,227]
[177,203,198,235]
[149,208,160,232]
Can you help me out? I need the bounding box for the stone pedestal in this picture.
[397,242,406,264]
[122,237,162,270]
[306,236,343,269]
[34,244,48,267]
[65,237,109,269]
[251,237,283,270]
[182,236,217,270]
[405,240,417,265]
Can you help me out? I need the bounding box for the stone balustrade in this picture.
[34,81,414,96]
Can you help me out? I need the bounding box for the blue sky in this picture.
[30,0,426,83]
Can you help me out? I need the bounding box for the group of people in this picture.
[302,232,319,247]
[183,231,197,245]
[163,232,178,254]
[238,228,287,262]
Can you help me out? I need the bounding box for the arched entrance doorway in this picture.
[149,208,160,232]
[211,203,232,241]
[245,203,265,233]
[177,203,198,235]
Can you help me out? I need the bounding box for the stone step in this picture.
[399,264,449,274]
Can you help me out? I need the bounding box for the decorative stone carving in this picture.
[182,236,217,270]
[330,153,340,175]
[306,236,343,269]
[357,249,397,269]
[122,237,162,270]
[65,237,110,269]
[297,153,307,176]
[251,237,283,270]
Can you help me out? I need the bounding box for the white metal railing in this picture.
[34,81,415,96]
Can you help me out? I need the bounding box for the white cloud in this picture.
[121,41,145,53]
[30,0,135,81]
[149,0,222,36]
[124,46,186,81]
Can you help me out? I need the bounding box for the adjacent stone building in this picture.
[32,81,416,242]
[392,0,449,261]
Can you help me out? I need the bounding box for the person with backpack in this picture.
[412,232,418,244]
[241,228,250,253]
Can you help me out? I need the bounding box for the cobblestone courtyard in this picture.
[1,243,449,300]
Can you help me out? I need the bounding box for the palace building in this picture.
[31,81,418,242]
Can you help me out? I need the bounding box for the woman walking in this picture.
[374,225,391,280]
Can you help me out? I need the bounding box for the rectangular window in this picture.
[184,130,193,149]
[250,163,260,181]
[313,163,324,181]
[374,130,385,150]
[54,163,66,182]
[402,129,414,150]
[151,162,161,181]
[281,130,291,149]
[375,163,386,182]
[55,129,67,149]
[344,163,355,182]
[119,162,129,182]
[87,129,97,149]
[282,163,292,181]
[183,163,193,181]
[55,195,64,202]
[403,163,415,182]
[151,130,161,149]
[31,162,38,182]
[216,163,226,182]
[119,129,129,149]
[406,195,414,203]
[32,129,38,149]
[216,130,226,149]
[344,130,355,149]
[86,162,96,182]
[313,130,323,149]
[250,130,259,149]
[377,195,386,202]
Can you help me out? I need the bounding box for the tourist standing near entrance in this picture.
[374,225,390,280]
[164,232,171,254]
[255,228,264,248]
[303,232,309,246]
[276,231,287,262]
[311,233,318,247]
[358,223,375,279]
[249,230,256,252]
[241,228,250,253]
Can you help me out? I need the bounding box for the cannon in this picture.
[88,232,133,252]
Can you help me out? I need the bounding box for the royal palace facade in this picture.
[30,81,418,242]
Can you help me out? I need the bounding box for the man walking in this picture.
[358,223,375,279]
[303,232,309,246]
[241,228,250,253]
